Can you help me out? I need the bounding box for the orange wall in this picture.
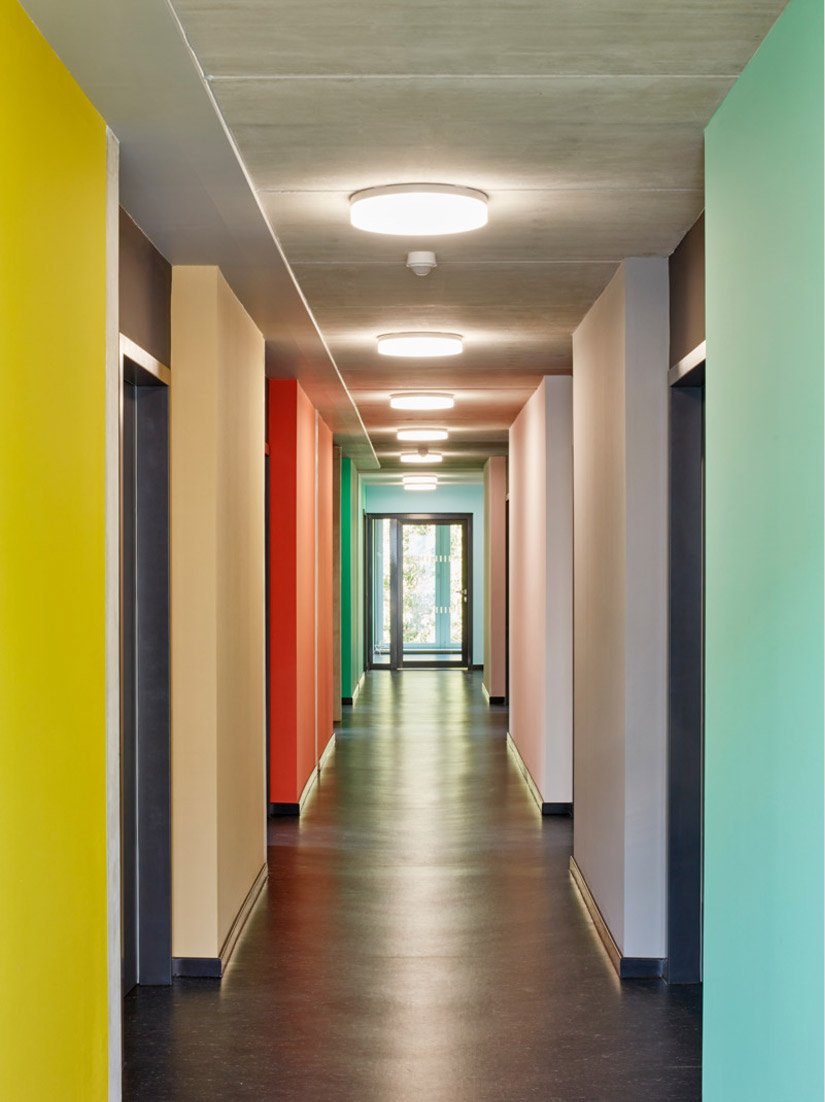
[267,379,333,804]
[295,384,317,794]
[317,418,334,759]
[267,380,298,802]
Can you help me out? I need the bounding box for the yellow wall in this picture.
[0,2,109,1097]
[171,267,266,958]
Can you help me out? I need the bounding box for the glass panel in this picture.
[371,518,392,664]
[402,522,463,664]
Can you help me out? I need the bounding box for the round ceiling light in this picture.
[400,451,444,465]
[403,474,438,485]
[390,392,455,411]
[350,184,488,236]
[378,333,463,358]
[396,427,449,443]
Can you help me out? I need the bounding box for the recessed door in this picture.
[367,514,471,670]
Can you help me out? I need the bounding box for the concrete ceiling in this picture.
[24,0,786,470]
[167,0,785,469]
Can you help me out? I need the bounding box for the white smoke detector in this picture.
[406,250,438,277]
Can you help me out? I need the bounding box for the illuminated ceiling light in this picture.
[350,184,488,236]
[399,450,444,465]
[390,392,455,412]
[396,427,449,443]
[378,333,463,358]
[403,474,438,485]
[404,483,433,491]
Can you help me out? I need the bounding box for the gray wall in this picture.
[119,208,171,365]
[669,213,705,366]
[572,259,669,958]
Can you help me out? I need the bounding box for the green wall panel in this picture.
[704,0,823,1097]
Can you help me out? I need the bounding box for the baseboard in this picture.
[569,857,664,980]
[481,682,505,706]
[218,861,268,971]
[172,956,221,979]
[506,733,571,817]
[343,671,366,706]
[172,862,268,980]
[268,734,337,818]
[269,801,300,816]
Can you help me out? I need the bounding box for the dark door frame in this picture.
[120,336,171,994]
[365,512,473,671]
[666,350,705,984]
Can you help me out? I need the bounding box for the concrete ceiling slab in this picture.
[209,75,727,192]
[25,0,786,469]
[173,0,785,79]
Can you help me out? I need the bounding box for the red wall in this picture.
[266,379,334,805]
[267,380,298,803]
[316,419,334,759]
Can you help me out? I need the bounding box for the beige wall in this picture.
[508,378,573,804]
[483,456,507,700]
[171,266,266,958]
[572,258,669,958]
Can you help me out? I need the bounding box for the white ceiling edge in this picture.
[20,0,378,470]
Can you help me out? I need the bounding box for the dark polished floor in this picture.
[124,671,701,1100]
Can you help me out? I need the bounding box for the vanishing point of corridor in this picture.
[124,673,700,1101]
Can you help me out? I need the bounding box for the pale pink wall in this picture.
[483,456,508,699]
[509,385,548,791]
[508,378,573,805]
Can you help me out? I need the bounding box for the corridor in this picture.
[124,673,700,1101]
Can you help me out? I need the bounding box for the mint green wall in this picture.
[339,458,364,698]
[704,1,823,1098]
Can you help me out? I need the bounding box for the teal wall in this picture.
[704,1,823,1097]
[363,483,484,664]
[340,458,364,698]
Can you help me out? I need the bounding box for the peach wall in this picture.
[171,266,266,958]
[508,378,573,805]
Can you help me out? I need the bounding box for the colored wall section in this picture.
[703,1,824,1096]
[482,457,507,700]
[572,260,669,958]
[363,482,485,664]
[317,420,334,756]
[508,380,573,803]
[340,457,364,699]
[0,3,109,1096]
[171,266,266,958]
[267,380,334,803]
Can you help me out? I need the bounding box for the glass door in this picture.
[367,514,470,670]
[400,521,466,666]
